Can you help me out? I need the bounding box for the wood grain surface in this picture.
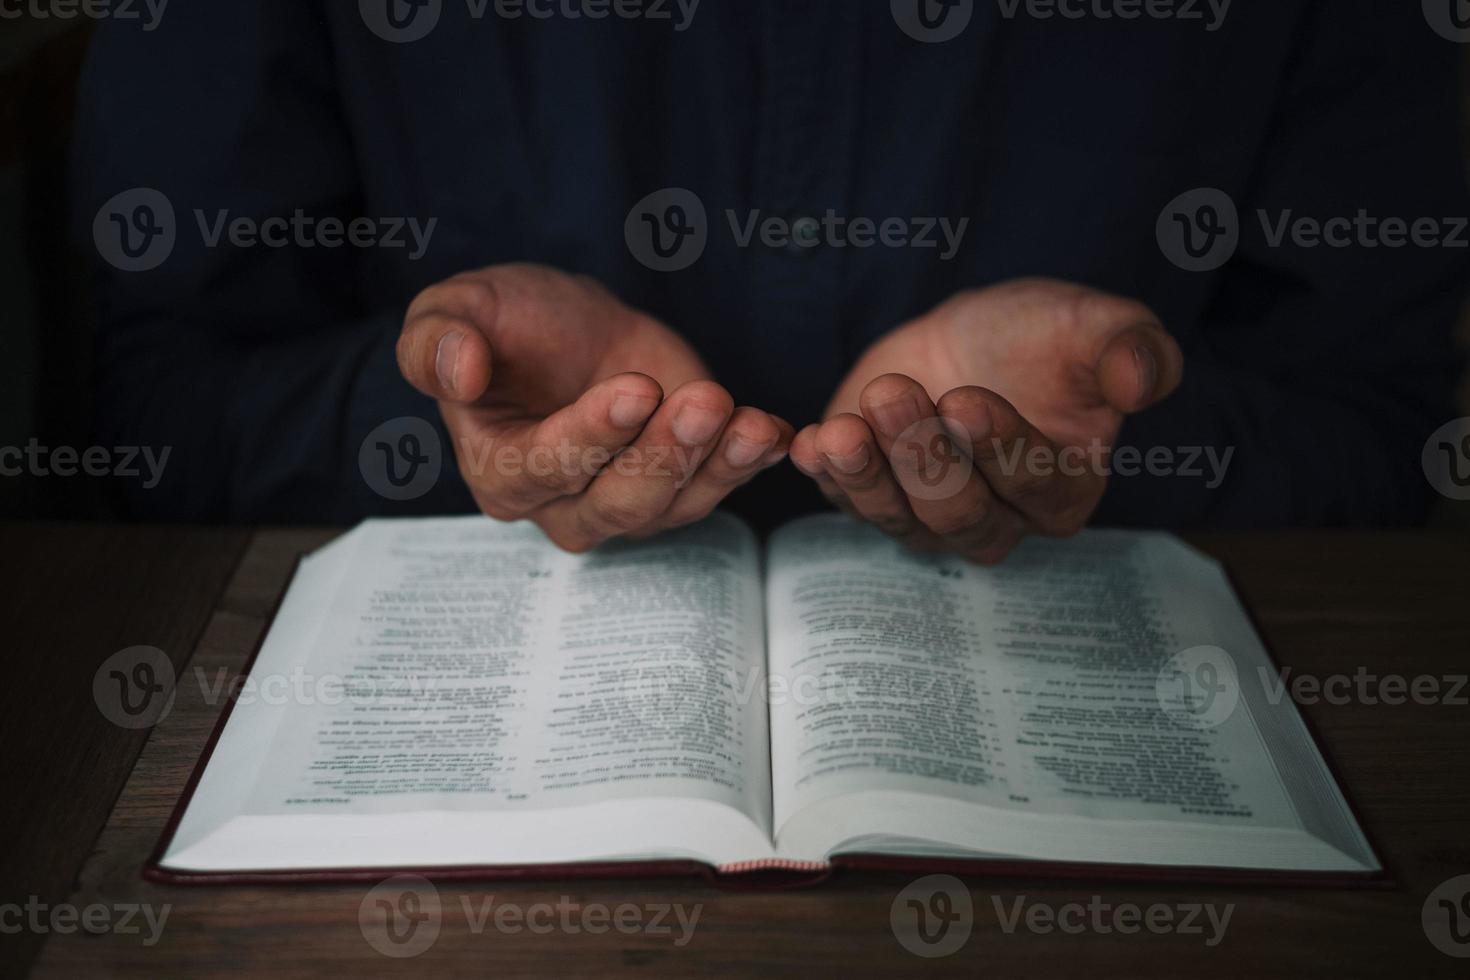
[15,528,1470,978]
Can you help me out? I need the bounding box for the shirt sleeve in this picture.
[71,2,473,522]
[1099,2,1469,527]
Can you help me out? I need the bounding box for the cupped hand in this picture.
[397,263,792,551]
[790,279,1183,562]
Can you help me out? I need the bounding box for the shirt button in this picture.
[788,215,821,254]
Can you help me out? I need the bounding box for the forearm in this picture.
[93,309,474,522]
[1099,351,1459,528]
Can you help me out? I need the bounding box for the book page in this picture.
[163,513,775,871]
[764,515,1376,872]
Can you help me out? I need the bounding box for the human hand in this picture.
[790,279,1183,562]
[397,263,792,550]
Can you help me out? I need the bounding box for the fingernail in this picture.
[870,394,920,438]
[672,403,726,445]
[760,446,789,467]
[1133,346,1158,406]
[435,330,463,398]
[725,432,772,468]
[791,454,824,476]
[823,444,869,474]
[610,391,658,428]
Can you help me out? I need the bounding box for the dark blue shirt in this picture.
[72,0,1470,528]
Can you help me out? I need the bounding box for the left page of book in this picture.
[160,512,777,873]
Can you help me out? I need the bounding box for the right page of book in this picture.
[764,514,1377,873]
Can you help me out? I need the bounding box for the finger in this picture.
[858,372,960,500]
[397,309,495,403]
[814,413,925,539]
[792,423,943,549]
[790,425,843,502]
[938,385,1099,537]
[857,375,1027,562]
[535,380,734,552]
[648,409,792,531]
[1093,323,1184,413]
[791,425,863,519]
[448,372,663,519]
[896,426,1028,564]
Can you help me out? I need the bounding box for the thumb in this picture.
[398,314,494,404]
[397,264,624,406]
[396,291,498,405]
[1094,323,1184,414]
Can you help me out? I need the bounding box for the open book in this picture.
[151,513,1380,884]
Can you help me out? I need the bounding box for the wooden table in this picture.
[6,525,1470,978]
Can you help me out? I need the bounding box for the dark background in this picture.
[4,16,1469,526]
